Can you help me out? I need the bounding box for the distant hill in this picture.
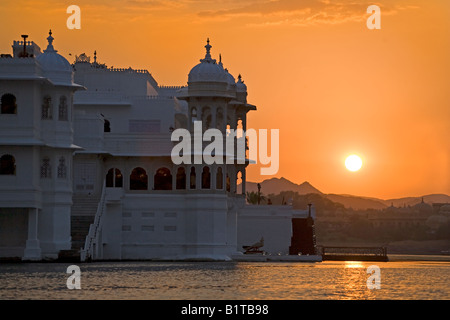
[245,177,450,210]
[383,194,450,207]
[325,194,387,210]
[246,177,322,196]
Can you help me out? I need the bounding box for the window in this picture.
[154,167,172,190]
[176,167,186,190]
[58,96,68,121]
[164,226,177,232]
[1,94,17,114]
[164,212,177,218]
[106,168,123,188]
[237,171,243,194]
[202,167,210,189]
[190,167,196,189]
[216,167,223,189]
[42,95,52,119]
[0,154,15,175]
[57,157,67,179]
[104,119,111,132]
[141,212,154,218]
[40,157,51,178]
[130,167,148,190]
[226,174,230,192]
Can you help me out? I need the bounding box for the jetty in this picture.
[318,246,389,262]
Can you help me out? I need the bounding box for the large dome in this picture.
[36,30,73,84]
[225,68,235,86]
[188,39,227,84]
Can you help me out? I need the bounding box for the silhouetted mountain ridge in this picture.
[246,177,450,210]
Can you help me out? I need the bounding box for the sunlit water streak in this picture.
[0,259,449,300]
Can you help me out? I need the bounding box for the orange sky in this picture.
[1,0,449,199]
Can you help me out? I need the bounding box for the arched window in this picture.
[154,167,172,190]
[226,174,230,192]
[1,94,17,114]
[57,157,67,179]
[58,96,68,121]
[0,154,16,175]
[176,167,186,190]
[237,171,243,194]
[42,95,52,119]
[237,119,243,138]
[216,167,223,189]
[130,167,147,190]
[106,168,123,188]
[40,157,51,178]
[104,119,111,132]
[202,107,211,131]
[201,167,211,189]
[190,167,196,189]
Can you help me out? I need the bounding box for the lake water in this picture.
[1,255,449,300]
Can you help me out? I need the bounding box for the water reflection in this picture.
[0,260,449,300]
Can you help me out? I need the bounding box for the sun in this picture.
[345,154,362,172]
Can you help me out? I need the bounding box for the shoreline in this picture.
[2,253,450,264]
[387,254,450,262]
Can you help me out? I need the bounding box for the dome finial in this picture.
[204,38,212,61]
[44,29,56,53]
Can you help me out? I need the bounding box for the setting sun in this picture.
[345,155,363,172]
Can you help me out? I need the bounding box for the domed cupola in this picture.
[36,30,74,85]
[236,74,247,93]
[225,68,235,86]
[188,39,227,84]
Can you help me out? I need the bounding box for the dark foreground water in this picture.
[0,256,449,300]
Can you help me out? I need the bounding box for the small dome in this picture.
[413,198,432,214]
[236,74,247,92]
[36,30,73,84]
[188,39,227,84]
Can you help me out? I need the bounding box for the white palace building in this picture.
[0,32,315,261]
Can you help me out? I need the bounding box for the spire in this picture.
[200,38,215,63]
[44,29,57,53]
[94,50,97,64]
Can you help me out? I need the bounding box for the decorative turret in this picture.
[36,30,74,85]
[235,74,247,103]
